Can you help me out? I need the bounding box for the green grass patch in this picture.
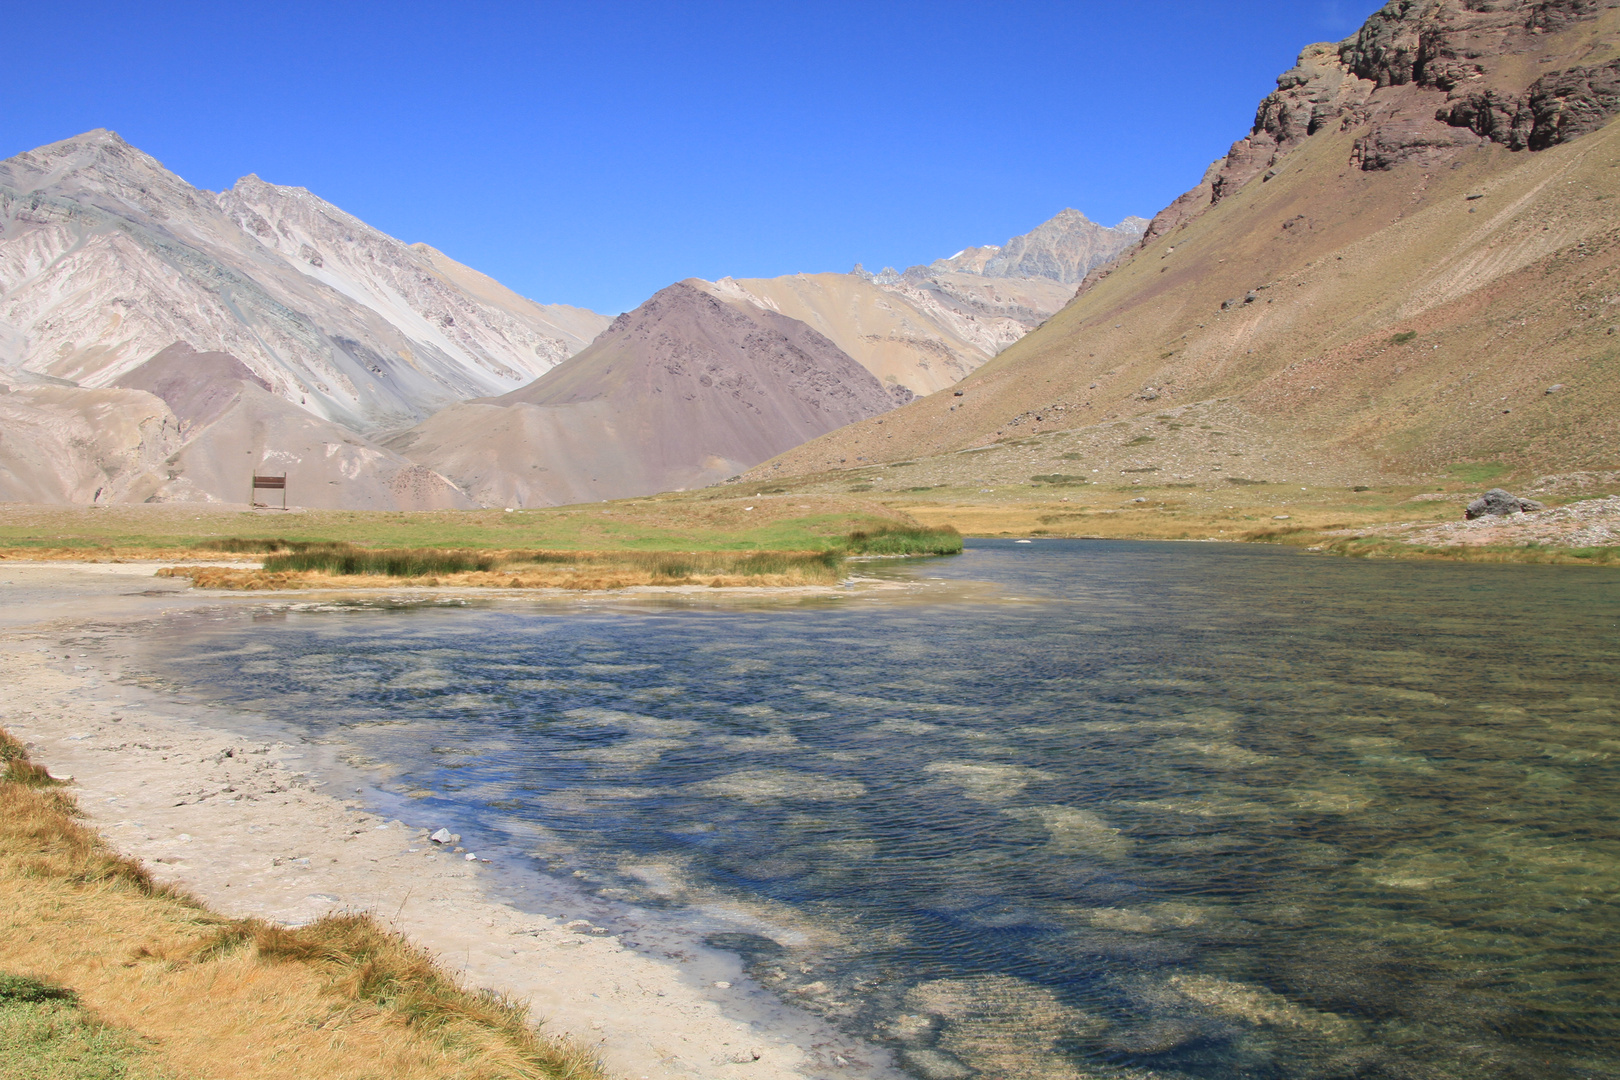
[1324,537,1620,565]
[1030,474,1089,486]
[0,975,163,1080]
[843,525,963,556]
[0,498,924,556]
[1126,435,1155,445]
[1444,462,1510,484]
[1390,330,1418,345]
[1224,477,1266,486]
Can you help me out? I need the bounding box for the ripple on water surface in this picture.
[142,540,1620,1080]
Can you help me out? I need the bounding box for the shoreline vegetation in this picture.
[0,481,1615,580]
[148,525,964,591]
[0,728,604,1080]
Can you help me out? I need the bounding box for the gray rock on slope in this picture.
[1465,488,1546,519]
[388,281,903,507]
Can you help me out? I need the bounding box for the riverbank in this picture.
[0,562,894,1080]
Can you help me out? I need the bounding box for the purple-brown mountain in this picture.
[385,281,906,507]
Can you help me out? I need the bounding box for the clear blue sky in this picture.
[1,2,1365,314]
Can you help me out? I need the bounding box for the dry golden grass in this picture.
[157,565,838,591]
[146,543,872,590]
[0,729,608,1080]
[0,546,225,562]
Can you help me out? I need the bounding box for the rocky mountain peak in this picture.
[906,209,1147,286]
[982,209,1147,283]
[0,128,216,228]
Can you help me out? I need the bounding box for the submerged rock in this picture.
[1465,488,1545,519]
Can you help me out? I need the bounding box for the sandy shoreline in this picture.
[0,561,898,1080]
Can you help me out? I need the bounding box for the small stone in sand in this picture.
[429,828,454,844]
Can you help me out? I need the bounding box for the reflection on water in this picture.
[144,540,1620,1079]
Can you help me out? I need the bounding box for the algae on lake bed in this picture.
[140,539,1620,1079]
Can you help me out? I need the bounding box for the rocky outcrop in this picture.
[1144,0,1619,242]
[1440,56,1620,149]
[1351,118,1482,169]
[1465,488,1547,518]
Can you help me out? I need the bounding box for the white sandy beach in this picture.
[0,561,897,1080]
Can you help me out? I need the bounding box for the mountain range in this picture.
[22,0,1598,513]
[0,130,1122,507]
[0,131,609,431]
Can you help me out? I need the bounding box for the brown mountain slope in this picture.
[387,281,901,506]
[756,0,1620,489]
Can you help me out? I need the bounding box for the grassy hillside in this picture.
[755,8,1620,491]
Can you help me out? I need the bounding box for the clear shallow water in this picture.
[143,540,1620,1079]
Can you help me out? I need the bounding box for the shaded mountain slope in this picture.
[757,0,1620,488]
[387,281,901,506]
[0,131,608,432]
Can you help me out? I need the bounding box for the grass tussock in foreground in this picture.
[0,728,606,1080]
[159,526,962,590]
[844,524,963,556]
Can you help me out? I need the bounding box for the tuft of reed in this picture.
[264,546,503,576]
[242,544,849,583]
[843,524,963,556]
[165,529,965,591]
